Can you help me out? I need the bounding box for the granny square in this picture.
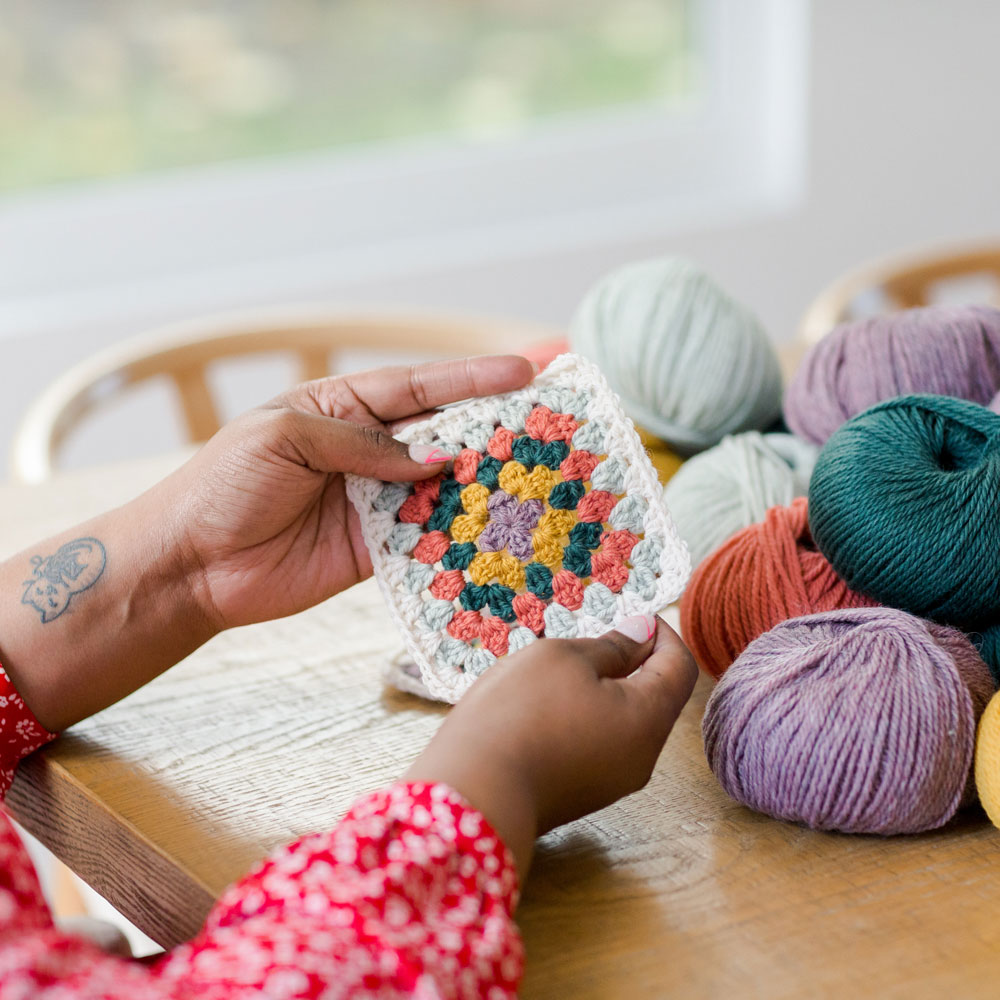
[345,353,691,703]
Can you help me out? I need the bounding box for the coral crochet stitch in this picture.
[346,354,691,703]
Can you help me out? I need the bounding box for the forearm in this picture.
[0,484,216,732]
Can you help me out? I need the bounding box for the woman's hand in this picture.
[169,355,534,631]
[0,355,532,731]
[405,616,698,878]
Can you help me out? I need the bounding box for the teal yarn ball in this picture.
[664,431,817,569]
[569,257,783,454]
[808,393,1000,679]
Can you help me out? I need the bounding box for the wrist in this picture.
[0,487,219,732]
[131,485,222,646]
[140,463,228,637]
[404,742,539,881]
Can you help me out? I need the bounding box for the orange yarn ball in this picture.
[679,497,878,678]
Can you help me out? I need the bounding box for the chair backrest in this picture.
[798,244,1000,346]
[10,309,560,483]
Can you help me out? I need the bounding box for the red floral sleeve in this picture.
[0,664,523,999]
[0,664,57,796]
[154,783,523,999]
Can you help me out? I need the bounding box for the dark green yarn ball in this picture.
[808,393,1000,676]
[974,627,1000,683]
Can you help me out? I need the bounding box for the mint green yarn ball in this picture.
[569,257,783,454]
[664,431,818,569]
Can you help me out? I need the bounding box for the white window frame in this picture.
[0,0,808,342]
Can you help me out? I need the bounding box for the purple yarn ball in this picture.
[784,304,1000,445]
[702,607,995,835]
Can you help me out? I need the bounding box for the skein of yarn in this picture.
[570,257,783,454]
[636,427,684,485]
[679,497,877,678]
[975,691,1000,829]
[785,304,1000,445]
[703,607,995,835]
[808,393,1000,680]
[664,431,817,569]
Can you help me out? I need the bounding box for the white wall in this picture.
[3,0,1000,477]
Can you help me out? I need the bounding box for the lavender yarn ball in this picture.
[703,607,995,835]
[785,304,1000,445]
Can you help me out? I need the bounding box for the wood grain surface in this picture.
[4,454,1000,999]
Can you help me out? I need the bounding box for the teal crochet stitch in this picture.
[808,393,1000,679]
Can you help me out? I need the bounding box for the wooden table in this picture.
[5,454,1000,999]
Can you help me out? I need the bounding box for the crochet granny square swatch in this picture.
[346,353,690,703]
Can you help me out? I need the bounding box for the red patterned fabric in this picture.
[0,664,523,998]
[0,664,56,796]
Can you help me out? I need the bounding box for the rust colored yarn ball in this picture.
[679,497,878,678]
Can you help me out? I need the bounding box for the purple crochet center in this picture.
[477,492,543,561]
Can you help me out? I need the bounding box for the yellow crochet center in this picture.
[455,457,584,582]
[468,550,526,590]
[532,508,577,569]
[497,461,526,497]
[451,513,487,543]
[450,483,491,542]
[460,482,490,513]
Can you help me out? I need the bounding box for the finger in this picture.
[584,614,659,680]
[277,410,448,480]
[325,355,536,423]
[623,620,698,729]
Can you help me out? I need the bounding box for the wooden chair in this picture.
[798,243,1000,346]
[10,309,560,483]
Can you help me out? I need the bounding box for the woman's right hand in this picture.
[405,616,698,878]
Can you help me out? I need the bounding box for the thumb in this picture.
[279,411,450,480]
[624,620,698,731]
[587,613,659,679]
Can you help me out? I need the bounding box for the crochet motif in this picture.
[346,353,691,703]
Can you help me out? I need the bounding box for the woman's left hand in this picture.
[169,355,533,631]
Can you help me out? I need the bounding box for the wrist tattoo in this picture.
[22,537,107,623]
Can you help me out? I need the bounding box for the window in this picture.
[0,0,807,341]
[2,0,696,191]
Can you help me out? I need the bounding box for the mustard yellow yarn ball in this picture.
[975,690,1000,828]
[636,426,684,485]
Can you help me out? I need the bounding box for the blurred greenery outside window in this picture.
[0,0,696,192]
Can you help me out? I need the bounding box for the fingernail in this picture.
[530,361,542,376]
[409,444,451,465]
[615,614,657,643]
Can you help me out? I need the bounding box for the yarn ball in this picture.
[664,431,817,569]
[975,690,1000,829]
[679,497,877,678]
[703,607,995,835]
[785,304,1000,445]
[570,257,783,454]
[636,426,684,485]
[808,393,1000,680]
